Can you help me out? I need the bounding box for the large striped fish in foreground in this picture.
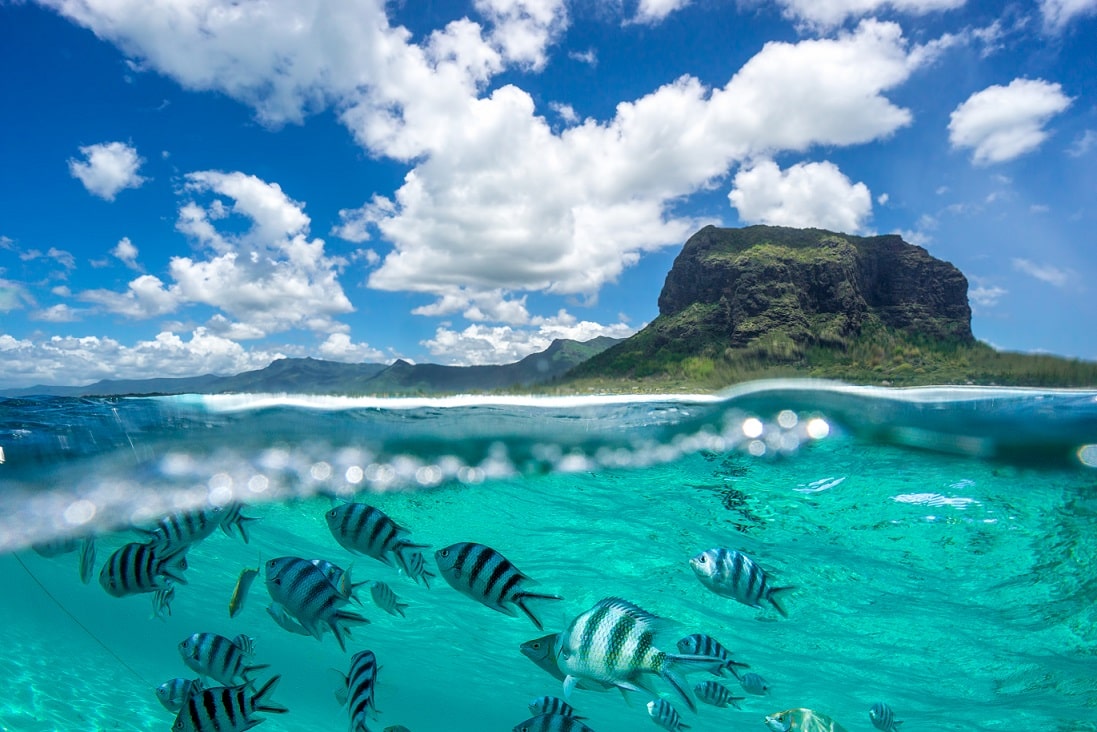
[334,649,379,732]
[179,632,268,688]
[171,675,287,732]
[264,556,370,651]
[765,708,849,732]
[689,548,792,617]
[553,597,724,712]
[435,542,562,629]
[99,541,188,597]
[325,503,427,571]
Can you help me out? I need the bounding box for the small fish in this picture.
[689,548,792,617]
[693,680,744,709]
[152,586,176,621]
[675,633,750,678]
[739,671,770,695]
[266,603,312,636]
[171,675,288,732]
[435,542,562,629]
[528,695,584,719]
[76,536,96,584]
[265,556,370,651]
[512,713,596,732]
[233,634,256,656]
[142,508,223,549]
[335,649,379,732]
[99,541,188,597]
[765,708,849,732]
[869,702,902,731]
[218,502,259,544]
[31,538,79,557]
[326,503,427,568]
[554,597,724,712]
[647,699,689,731]
[155,677,204,713]
[228,565,259,618]
[178,632,268,688]
[384,727,412,732]
[370,580,409,617]
[398,548,435,588]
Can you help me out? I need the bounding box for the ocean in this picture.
[1,380,1095,732]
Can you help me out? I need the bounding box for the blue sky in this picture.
[1,0,1095,388]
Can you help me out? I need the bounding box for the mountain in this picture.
[569,225,1097,387]
[0,338,620,397]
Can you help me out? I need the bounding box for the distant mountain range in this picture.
[0,337,622,397]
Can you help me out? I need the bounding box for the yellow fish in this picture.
[765,708,849,732]
[228,564,259,618]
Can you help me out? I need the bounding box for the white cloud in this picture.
[1012,258,1071,287]
[948,78,1073,165]
[969,283,1007,307]
[1067,129,1096,157]
[67,141,147,200]
[474,0,568,71]
[0,329,284,388]
[568,48,597,66]
[729,159,873,233]
[80,274,179,318]
[775,0,966,28]
[112,236,141,270]
[422,310,636,365]
[0,279,34,313]
[19,247,76,271]
[1039,0,1097,31]
[632,0,692,25]
[549,101,579,124]
[317,333,387,363]
[30,304,84,322]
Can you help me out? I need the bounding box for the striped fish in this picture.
[335,649,379,732]
[151,586,176,621]
[398,548,435,588]
[520,633,613,692]
[309,558,367,604]
[233,634,256,656]
[78,536,96,585]
[265,556,370,651]
[171,675,287,732]
[325,503,427,568]
[675,633,749,679]
[869,702,902,731]
[179,632,268,688]
[512,713,596,732]
[31,538,79,557]
[99,541,188,597]
[689,548,792,617]
[554,597,724,712]
[218,502,259,544]
[370,581,408,617]
[229,565,259,618]
[384,727,412,732]
[765,708,849,732]
[740,672,770,695]
[647,698,689,731]
[142,509,223,549]
[694,680,744,709]
[528,695,583,719]
[156,677,204,713]
[434,542,562,629]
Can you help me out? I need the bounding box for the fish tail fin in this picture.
[232,515,261,544]
[329,668,349,705]
[658,665,697,714]
[158,546,189,585]
[513,592,562,631]
[725,659,750,679]
[251,675,288,715]
[767,586,794,618]
[419,567,435,589]
[395,601,408,618]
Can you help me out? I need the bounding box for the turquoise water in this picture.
[1,382,1095,732]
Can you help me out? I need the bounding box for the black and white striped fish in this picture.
[397,548,435,588]
[141,508,223,549]
[554,597,724,712]
[335,649,379,732]
[78,537,96,584]
[528,695,583,719]
[309,558,367,604]
[694,680,744,709]
[156,677,204,713]
[325,503,427,568]
[435,542,562,629]
[370,580,408,617]
[675,633,749,679]
[739,671,770,695]
[265,556,370,651]
[179,632,268,688]
[647,698,690,731]
[152,586,176,621]
[512,713,596,732]
[520,633,614,692]
[689,548,792,617]
[217,502,259,544]
[869,702,902,731]
[99,541,188,597]
[171,675,287,732]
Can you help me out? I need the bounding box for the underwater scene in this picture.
[1,381,1095,732]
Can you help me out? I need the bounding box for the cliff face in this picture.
[655,225,973,347]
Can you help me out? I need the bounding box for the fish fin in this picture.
[243,664,270,683]
[157,547,189,585]
[667,653,727,676]
[514,592,563,630]
[563,675,579,700]
[597,597,664,634]
[767,586,793,618]
[329,668,349,705]
[418,568,435,589]
[251,675,288,715]
[659,666,697,714]
[394,601,408,618]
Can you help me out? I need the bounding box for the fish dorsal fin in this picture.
[597,597,663,632]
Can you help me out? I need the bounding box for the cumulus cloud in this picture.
[0,279,34,313]
[475,0,568,70]
[317,333,388,363]
[729,159,873,233]
[112,237,141,270]
[632,0,692,25]
[948,78,1073,165]
[775,0,966,28]
[1012,258,1071,287]
[0,329,284,388]
[969,282,1007,307]
[30,304,84,322]
[1039,0,1097,31]
[67,141,147,200]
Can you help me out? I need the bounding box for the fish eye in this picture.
[273,578,282,586]
[327,509,337,517]
[439,549,449,558]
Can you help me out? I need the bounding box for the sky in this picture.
[1,0,1095,388]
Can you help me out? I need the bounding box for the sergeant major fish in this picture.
[171,675,287,732]
[869,702,902,731]
[647,698,689,731]
[512,713,596,732]
[179,632,268,688]
[370,580,409,617]
[265,556,370,651]
[765,708,849,732]
[155,678,203,713]
[325,503,427,570]
[690,547,792,617]
[554,597,724,712]
[520,633,613,692]
[675,633,749,678]
[99,541,188,597]
[335,649,379,732]
[740,671,770,695]
[693,680,744,709]
[528,695,584,719]
[435,542,562,630]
